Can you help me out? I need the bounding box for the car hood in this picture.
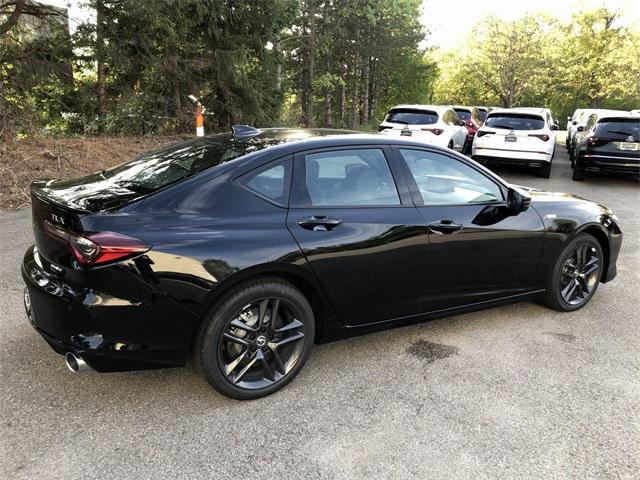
[513,184,615,222]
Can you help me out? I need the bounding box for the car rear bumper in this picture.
[21,245,198,372]
[472,147,552,164]
[576,154,640,176]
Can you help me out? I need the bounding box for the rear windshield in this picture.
[385,109,438,125]
[454,109,471,121]
[485,114,545,130]
[595,119,640,141]
[99,137,249,193]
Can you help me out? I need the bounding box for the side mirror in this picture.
[507,187,531,214]
[567,116,572,121]
[550,124,559,130]
[576,125,584,132]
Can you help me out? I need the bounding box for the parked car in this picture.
[475,107,490,124]
[452,105,484,154]
[471,108,558,178]
[571,112,640,180]
[569,109,629,162]
[378,105,468,153]
[566,109,590,150]
[22,127,622,399]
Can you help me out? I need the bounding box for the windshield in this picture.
[454,109,471,121]
[485,114,545,130]
[595,119,640,141]
[385,109,438,125]
[477,110,488,122]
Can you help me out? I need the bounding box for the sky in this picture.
[41,0,640,50]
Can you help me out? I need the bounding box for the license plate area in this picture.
[619,142,638,151]
[505,134,517,142]
[401,128,412,137]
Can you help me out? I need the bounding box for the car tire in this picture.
[572,167,586,181]
[196,278,315,399]
[541,233,603,312]
[537,162,551,178]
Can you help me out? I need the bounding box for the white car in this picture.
[378,105,468,153]
[566,109,592,150]
[471,108,558,178]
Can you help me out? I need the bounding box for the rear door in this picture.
[393,147,546,312]
[286,146,429,326]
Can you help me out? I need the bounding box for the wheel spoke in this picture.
[561,279,578,301]
[230,318,257,332]
[275,331,305,348]
[257,299,268,329]
[270,298,280,327]
[582,262,599,276]
[225,349,249,376]
[275,318,303,333]
[223,332,249,347]
[270,347,286,374]
[255,349,274,382]
[233,352,258,384]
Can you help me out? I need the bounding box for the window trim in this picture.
[290,145,411,209]
[390,146,508,207]
[235,155,292,208]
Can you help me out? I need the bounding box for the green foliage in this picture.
[434,8,640,120]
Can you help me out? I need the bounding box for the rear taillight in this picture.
[378,126,391,132]
[529,134,550,141]
[421,128,444,135]
[476,130,495,138]
[587,136,599,146]
[44,222,150,266]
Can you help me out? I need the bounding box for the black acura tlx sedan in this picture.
[22,127,622,399]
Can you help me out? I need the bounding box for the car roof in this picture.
[487,108,545,118]
[452,105,473,111]
[387,104,451,114]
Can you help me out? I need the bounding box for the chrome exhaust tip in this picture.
[65,352,90,373]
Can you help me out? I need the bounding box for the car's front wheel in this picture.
[541,233,603,311]
[196,278,315,399]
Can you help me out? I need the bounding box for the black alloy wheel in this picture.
[219,297,306,389]
[541,233,603,311]
[197,279,314,399]
[559,243,601,306]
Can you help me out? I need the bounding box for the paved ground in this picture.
[1,138,639,479]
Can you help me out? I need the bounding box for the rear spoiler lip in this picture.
[30,180,90,214]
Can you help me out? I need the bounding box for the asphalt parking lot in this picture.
[1,138,639,479]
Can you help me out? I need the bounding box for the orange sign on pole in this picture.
[195,102,204,137]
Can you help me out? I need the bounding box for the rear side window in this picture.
[240,159,290,206]
[595,119,640,141]
[385,109,438,125]
[485,114,545,130]
[292,149,400,207]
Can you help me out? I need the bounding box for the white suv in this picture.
[378,105,468,153]
[471,108,558,178]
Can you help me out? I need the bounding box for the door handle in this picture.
[428,219,463,234]
[297,216,343,232]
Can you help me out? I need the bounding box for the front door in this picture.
[394,147,546,312]
[286,146,429,326]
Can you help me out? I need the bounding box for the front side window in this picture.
[294,149,400,207]
[485,114,545,131]
[398,149,503,205]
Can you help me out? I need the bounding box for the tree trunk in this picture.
[0,0,25,36]
[362,56,370,125]
[96,0,106,130]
